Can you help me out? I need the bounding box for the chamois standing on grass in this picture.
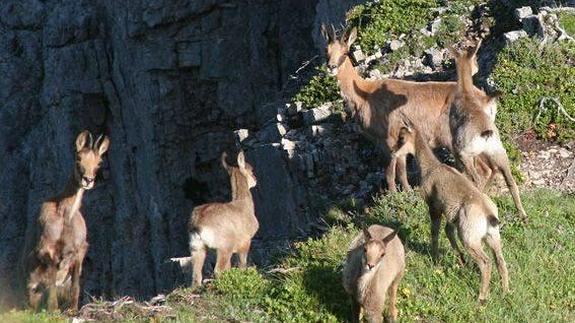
[342,225,405,323]
[394,125,509,303]
[24,131,109,312]
[187,151,258,288]
[449,44,527,219]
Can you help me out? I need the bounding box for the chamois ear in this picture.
[221,152,230,170]
[237,150,246,169]
[467,39,482,58]
[321,24,332,42]
[363,227,372,241]
[345,27,358,48]
[75,130,91,152]
[382,229,399,245]
[95,135,110,156]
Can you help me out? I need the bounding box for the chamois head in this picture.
[321,24,357,75]
[450,40,481,77]
[394,126,416,158]
[236,151,257,189]
[74,130,110,190]
[361,228,398,272]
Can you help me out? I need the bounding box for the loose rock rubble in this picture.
[520,143,575,193]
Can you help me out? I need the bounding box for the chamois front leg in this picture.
[385,156,398,193]
[46,269,59,312]
[429,209,442,261]
[388,274,403,323]
[70,245,87,312]
[27,275,43,311]
[350,299,361,323]
[237,240,251,269]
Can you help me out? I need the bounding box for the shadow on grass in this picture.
[301,265,351,322]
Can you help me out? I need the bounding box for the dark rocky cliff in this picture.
[0,0,364,302]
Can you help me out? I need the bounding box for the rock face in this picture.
[0,0,365,303]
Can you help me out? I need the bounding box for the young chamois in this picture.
[321,25,472,192]
[188,151,258,288]
[450,44,527,219]
[394,125,509,303]
[25,131,109,312]
[342,225,405,323]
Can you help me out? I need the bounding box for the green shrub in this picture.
[492,38,575,143]
[292,66,339,108]
[346,0,437,53]
[559,12,575,39]
[213,267,270,302]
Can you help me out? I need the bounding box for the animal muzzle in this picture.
[81,176,95,189]
[327,65,338,76]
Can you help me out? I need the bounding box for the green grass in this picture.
[4,190,575,322]
[559,12,575,37]
[162,189,575,322]
[492,38,575,143]
[0,310,66,323]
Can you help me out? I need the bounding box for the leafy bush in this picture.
[213,267,270,303]
[346,0,437,53]
[492,38,575,142]
[292,66,339,108]
[559,12,575,37]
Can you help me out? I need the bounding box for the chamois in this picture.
[394,125,509,303]
[322,24,460,192]
[342,225,405,323]
[188,151,258,288]
[450,44,527,219]
[25,131,109,312]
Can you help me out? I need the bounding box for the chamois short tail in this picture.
[480,130,494,138]
[487,214,499,227]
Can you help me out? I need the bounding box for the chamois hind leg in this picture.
[445,222,466,266]
[489,152,527,220]
[484,229,509,294]
[475,156,493,191]
[396,154,412,191]
[461,236,492,303]
[215,248,232,276]
[189,232,207,288]
[458,153,483,187]
[237,240,251,269]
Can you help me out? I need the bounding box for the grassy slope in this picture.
[166,189,575,322]
[8,190,574,322]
